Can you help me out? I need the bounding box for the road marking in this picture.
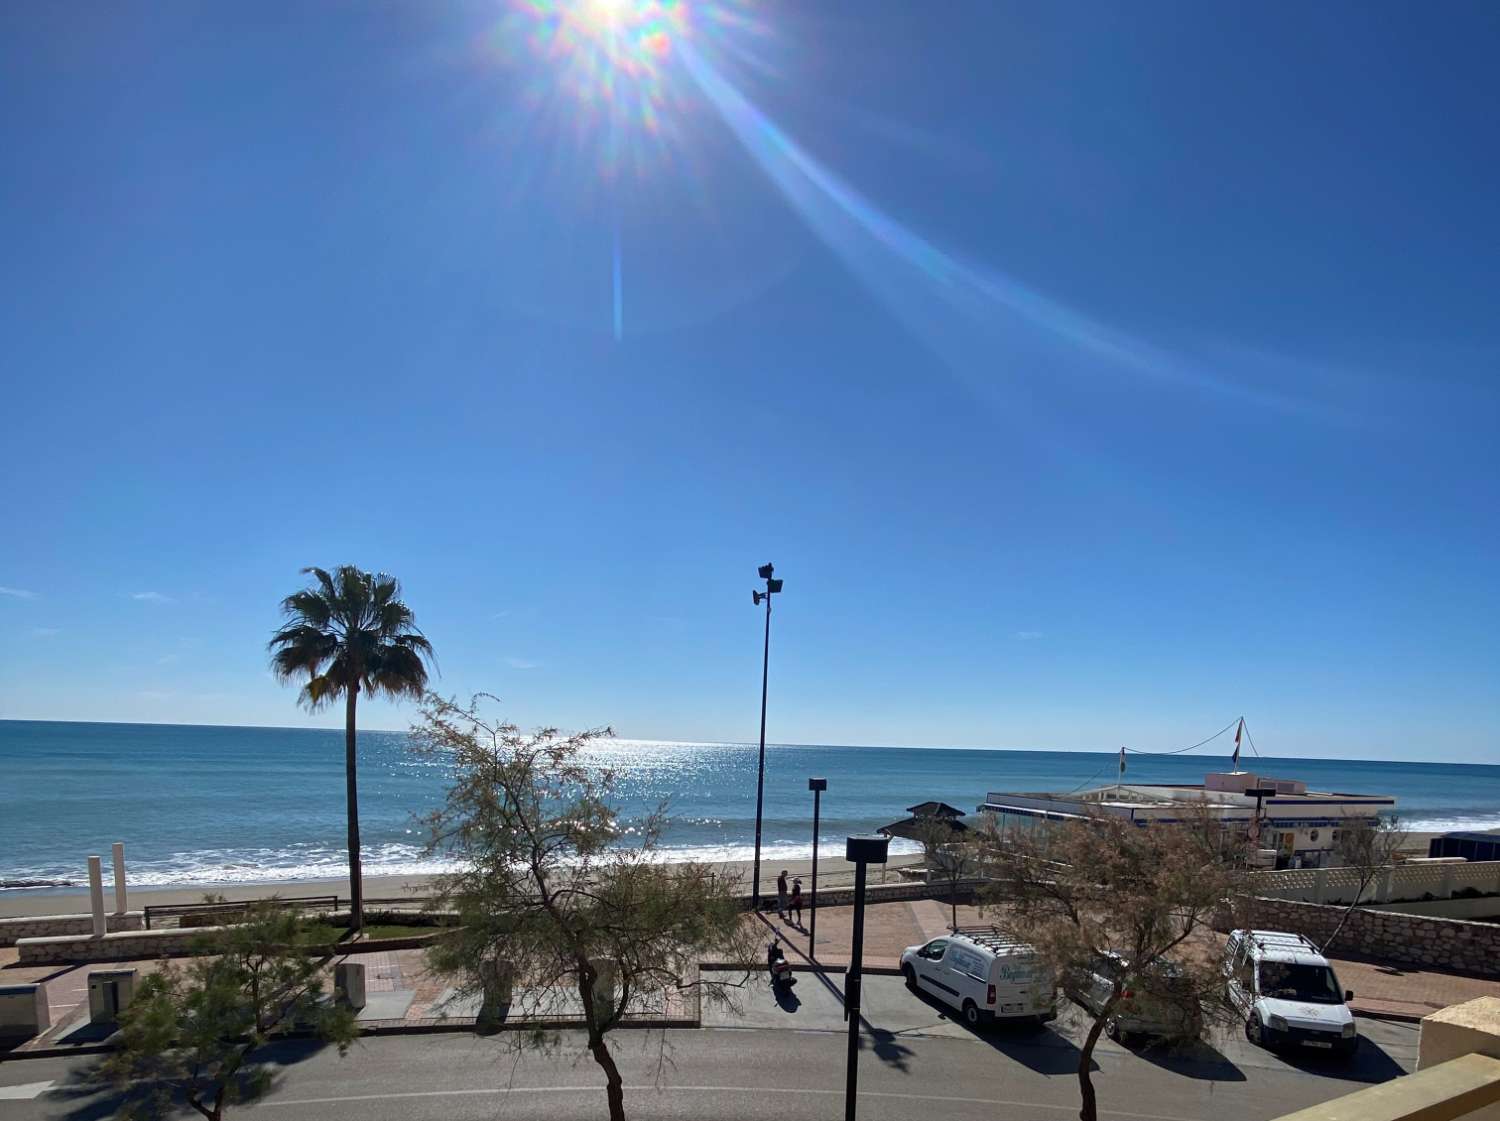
[0,1081,56,1101]
[261,1082,1200,1119]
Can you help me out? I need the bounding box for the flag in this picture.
[1232,717,1244,771]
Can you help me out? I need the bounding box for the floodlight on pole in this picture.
[749,562,783,910]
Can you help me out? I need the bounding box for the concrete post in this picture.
[1377,867,1395,904]
[1313,868,1328,905]
[112,843,127,914]
[1441,865,1456,900]
[88,856,106,937]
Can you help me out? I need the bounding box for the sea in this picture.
[3,719,1498,891]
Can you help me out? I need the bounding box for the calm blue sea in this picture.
[3,719,1498,889]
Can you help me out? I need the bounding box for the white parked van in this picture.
[1223,930,1357,1057]
[901,927,1056,1028]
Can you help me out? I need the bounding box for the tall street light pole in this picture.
[808,778,827,957]
[750,562,783,911]
[843,833,889,1121]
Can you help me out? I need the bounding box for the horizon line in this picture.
[0,715,1490,768]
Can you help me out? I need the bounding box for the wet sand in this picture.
[0,852,926,919]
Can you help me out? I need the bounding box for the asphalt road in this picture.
[0,976,1418,1121]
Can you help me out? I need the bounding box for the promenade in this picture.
[5,897,1498,1056]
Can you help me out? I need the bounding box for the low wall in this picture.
[1251,861,1500,907]
[1228,897,1500,977]
[16,925,224,965]
[1369,897,1500,921]
[0,911,143,948]
[734,879,981,912]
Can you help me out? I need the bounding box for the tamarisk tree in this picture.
[981,811,1248,1121]
[415,694,758,1121]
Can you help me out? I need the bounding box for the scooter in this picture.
[767,938,797,991]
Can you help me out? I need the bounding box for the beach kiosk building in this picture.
[976,771,1395,869]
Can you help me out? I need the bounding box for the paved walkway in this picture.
[6,898,1498,1056]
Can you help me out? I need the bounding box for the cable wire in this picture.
[1123,717,1242,757]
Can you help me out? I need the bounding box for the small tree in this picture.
[105,904,356,1121]
[415,694,759,1121]
[913,815,977,931]
[981,812,1248,1121]
[1322,815,1407,954]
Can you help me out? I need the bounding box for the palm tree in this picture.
[269,566,434,932]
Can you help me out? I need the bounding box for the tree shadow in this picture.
[1268,1035,1406,1084]
[856,1022,916,1074]
[47,1034,343,1120]
[1122,1033,1247,1082]
[904,983,1089,1076]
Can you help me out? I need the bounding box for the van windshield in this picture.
[1257,962,1343,1004]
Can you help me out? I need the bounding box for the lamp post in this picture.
[750,562,784,910]
[843,833,889,1121]
[1246,786,1277,855]
[808,778,827,956]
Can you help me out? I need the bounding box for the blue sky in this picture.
[1,1,1496,761]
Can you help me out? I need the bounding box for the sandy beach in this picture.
[0,852,927,919]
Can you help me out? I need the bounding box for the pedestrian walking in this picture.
[790,877,803,928]
[776,869,789,919]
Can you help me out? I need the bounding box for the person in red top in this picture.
[789,877,804,928]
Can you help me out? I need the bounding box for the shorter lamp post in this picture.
[843,833,889,1121]
[808,778,827,956]
[1245,786,1277,855]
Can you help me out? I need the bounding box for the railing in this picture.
[1250,861,1500,906]
[143,894,340,930]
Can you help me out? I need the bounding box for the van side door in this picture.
[913,939,952,1003]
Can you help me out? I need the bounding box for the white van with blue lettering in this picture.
[901,927,1056,1027]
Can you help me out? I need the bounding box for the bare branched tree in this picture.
[979,811,1249,1121]
[1322,815,1407,954]
[414,694,759,1121]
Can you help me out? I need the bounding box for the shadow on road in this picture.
[47,1035,338,1121]
[857,1022,917,1074]
[1126,1034,1247,1082]
[1269,1034,1406,1084]
[902,981,1091,1076]
[773,982,801,1014]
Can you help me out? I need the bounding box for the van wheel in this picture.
[1105,1019,1120,1042]
[962,1000,981,1028]
[1245,1016,1262,1046]
[902,965,917,990]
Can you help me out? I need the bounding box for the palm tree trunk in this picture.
[345,685,363,933]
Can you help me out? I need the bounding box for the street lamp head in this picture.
[809,777,828,792]
[758,563,775,580]
[766,578,784,594]
[845,834,890,864]
[753,590,764,605]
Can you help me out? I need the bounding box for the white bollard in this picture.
[112,842,128,914]
[88,856,106,937]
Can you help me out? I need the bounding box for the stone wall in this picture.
[0,911,143,948]
[16,925,220,965]
[1228,896,1500,977]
